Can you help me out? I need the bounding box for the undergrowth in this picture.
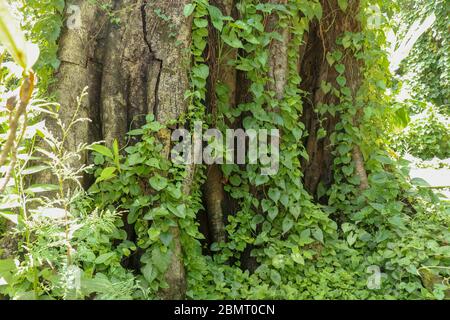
[0,0,449,300]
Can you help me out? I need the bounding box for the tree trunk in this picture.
[300,0,368,197]
[52,0,192,299]
[49,0,369,298]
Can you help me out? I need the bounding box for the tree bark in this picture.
[300,0,368,198]
[201,0,237,245]
[51,0,192,299]
[48,0,370,297]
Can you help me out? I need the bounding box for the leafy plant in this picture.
[0,0,449,301]
[394,106,450,160]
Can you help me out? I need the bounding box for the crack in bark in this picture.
[42,0,371,300]
[141,1,163,118]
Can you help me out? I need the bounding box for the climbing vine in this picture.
[0,0,448,300]
[18,0,65,91]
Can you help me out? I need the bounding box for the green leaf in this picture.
[371,172,388,184]
[282,217,294,234]
[208,5,224,31]
[128,153,143,166]
[148,228,160,241]
[250,82,264,99]
[168,203,186,218]
[291,206,301,219]
[255,175,269,186]
[300,228,311,241]
[374,155,395,165]
[317,128,327,139]
[152,248,172,273]
[90,144,113,159]
[342,165,354,176]
[193,64,209,79]
[112,139,121,170]
[335,64,345,74]
[0,212,18,224]
[82,274,112,294]
[291,252,305,265]
[141,263,157,283]
[194,18,208,28]
[270,269,281,285]
[183,3,196,17]
[347,232,357,246]
[388,215,407,230]
[21,165,50,175]
[95,252,115,265]
[326,52,335,66]
[0,0,39,69]
[338,0,348,11]
[127,208,140,224]
[342,36,351,49]
[127,129,144,136]
[411,177,430,187]
[320,81,332,94]
[251,214,264,231]
[393,107,410,128]
[280,194,289,208]
[312,228,324,243]
[229,175,242,186]
[159,231,173,246]
[25,184,59,193]
[268,188,281,203]
[0,259,16,274]
[268,206,279,221]
[168,186,182,200]
[369,202,385,212]
[341,223,353,233]
[221,30,243,49]
[149,174,168,191]
[312,2,323,19]
[96,167,117,183]
[143,207,169,220]
[336,75,347,87]
[261,199,271,212]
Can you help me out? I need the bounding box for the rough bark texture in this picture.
[51,0,191,299]
[46,0,369,297]
[300,0,368,198]
[267,0,289,101]
[240,0,291,273]
[202,0,237,245]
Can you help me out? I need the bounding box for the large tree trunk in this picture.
[49,0,368,298]
[300,0,368,198]
[52,0,192,299]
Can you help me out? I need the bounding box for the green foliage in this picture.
[0,85,143,299]
[87,115,206,295]
[0,0,449,300]
[397,0,449,112]
[19,0,65,91]
[394,106,450,160]
[180,0,449,300]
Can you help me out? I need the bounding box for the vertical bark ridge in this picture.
[142,0,192,300]
[267,0,290,101]
[47,0,193,299]
[48,0,105,187]
[300,0,368,198]
[201,0,237,245]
